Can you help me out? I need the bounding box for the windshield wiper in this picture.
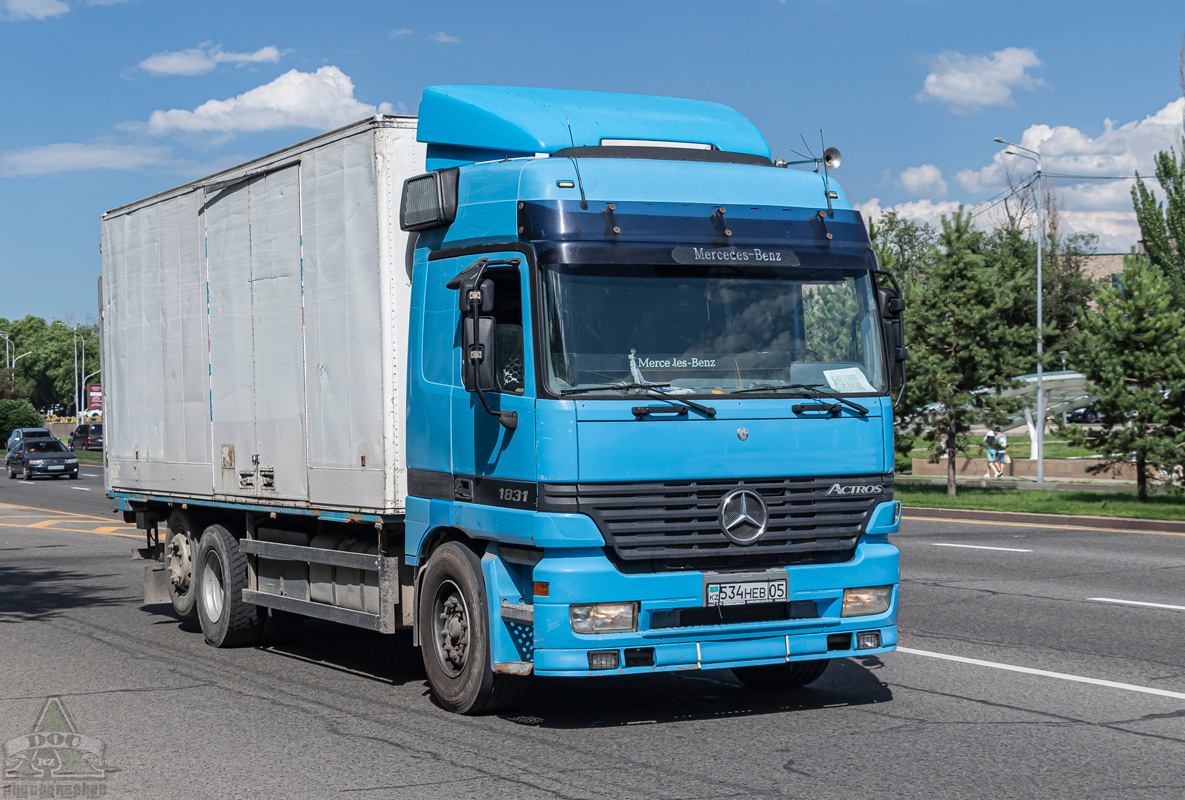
[731,383,868,415]
[559,382,716,418]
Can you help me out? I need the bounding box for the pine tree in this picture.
[1131,145,1185,305]
[1075,257,1185,502]
[903,208,1030,495]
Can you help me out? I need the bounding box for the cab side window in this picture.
[486,267,525,395]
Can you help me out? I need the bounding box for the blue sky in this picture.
[2,0,1183,323]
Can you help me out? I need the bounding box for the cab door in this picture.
[448,252,537,506]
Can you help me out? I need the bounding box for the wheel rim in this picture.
[167,532,194,593]
[432,579,470,678]
[201,550,225,622]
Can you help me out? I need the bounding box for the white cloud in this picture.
[1,0,68,21]
[919,47,1043,115]
[431,31,460,43]
[857,197,966,231]
[899,164,947,197]
[0,143,179,176]
[145,66,391,135]
[138,43,283,76]
[389,28,412,38]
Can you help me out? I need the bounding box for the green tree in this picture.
[0,399,43,445]
[899,208,1030,495]
[1131,145,1185,304]
[1073,256,1185,501]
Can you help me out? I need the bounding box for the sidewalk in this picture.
[898,475,1139,493]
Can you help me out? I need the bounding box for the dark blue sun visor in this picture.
[517,200,876,270]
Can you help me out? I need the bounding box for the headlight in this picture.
[28,459,46,466]
[66,458,78,464]
[842,586,892,617]
[570,602,638,634]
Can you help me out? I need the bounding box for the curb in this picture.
[901,506,1185,534]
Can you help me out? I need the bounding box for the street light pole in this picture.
[995,137,1046,484]
[53,320,80,421]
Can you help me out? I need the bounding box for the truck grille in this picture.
[539,474,892,573]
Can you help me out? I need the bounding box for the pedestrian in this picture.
[992,427,1008,478]
[983,430,1001,478]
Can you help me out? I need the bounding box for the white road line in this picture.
[931,543,1032,552]
[897,646,1185,701]
[83,473,100,477]
[71,487,92,491]
[1088,597,1185,612]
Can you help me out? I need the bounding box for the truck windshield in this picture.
[541,264,886,397]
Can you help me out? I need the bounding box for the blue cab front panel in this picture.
[404,89,900,677]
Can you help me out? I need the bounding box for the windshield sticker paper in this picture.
[672,246,801,266]
[823,367,876,393]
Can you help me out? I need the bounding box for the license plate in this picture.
[706,578,788,607]
[47,465,63,471]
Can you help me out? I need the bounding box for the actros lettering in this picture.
[826,483,884,496]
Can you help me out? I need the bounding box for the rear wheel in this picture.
[418,542,524,714]
[6,464,14,479]
[164,511,200,617]
[195,524,261,647]
[732,659,830,690]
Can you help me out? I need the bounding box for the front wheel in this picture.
[418,542,524,714]
[195,524,261,647]
[6,464,14,479]
[732,659,830,690]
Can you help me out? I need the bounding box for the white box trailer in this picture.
[100,117,424,515]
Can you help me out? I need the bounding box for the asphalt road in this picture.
[2,472,1183,799]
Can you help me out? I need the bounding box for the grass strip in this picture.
[895,483,1185,521]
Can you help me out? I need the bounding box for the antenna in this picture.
[566,116,589,210]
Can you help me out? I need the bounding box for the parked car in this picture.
[5,427,56,452]
[6,439,79,480]
[68,423,104,451]
[1065,405,1104,424]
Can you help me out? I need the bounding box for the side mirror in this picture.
[877,286,907,392]
[461,316,498,393]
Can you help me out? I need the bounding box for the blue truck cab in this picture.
[401,86,905,709]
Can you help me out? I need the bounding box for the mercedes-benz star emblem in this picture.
[718,488,769,545]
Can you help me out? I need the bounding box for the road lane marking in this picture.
[897,646,1185,701]
[83,473,100,477]
[0,502,122,523]
[1088,597,1185,611]
[903,515,1185,537]
[932,543,1032,552]
[71,487,92,491]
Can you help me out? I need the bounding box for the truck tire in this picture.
[195,524,261,647]
[164,511,199,618]
[732,659,830,690]
[418,542,524,714]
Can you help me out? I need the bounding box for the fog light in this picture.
[842,586,892,617]
[588,650,620,670]
[570,602,638,634]
[856,631,881,650]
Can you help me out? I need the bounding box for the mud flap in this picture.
[144,563,171,605]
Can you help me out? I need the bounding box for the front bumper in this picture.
[482,500,901,677]
[25,463,79,478]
